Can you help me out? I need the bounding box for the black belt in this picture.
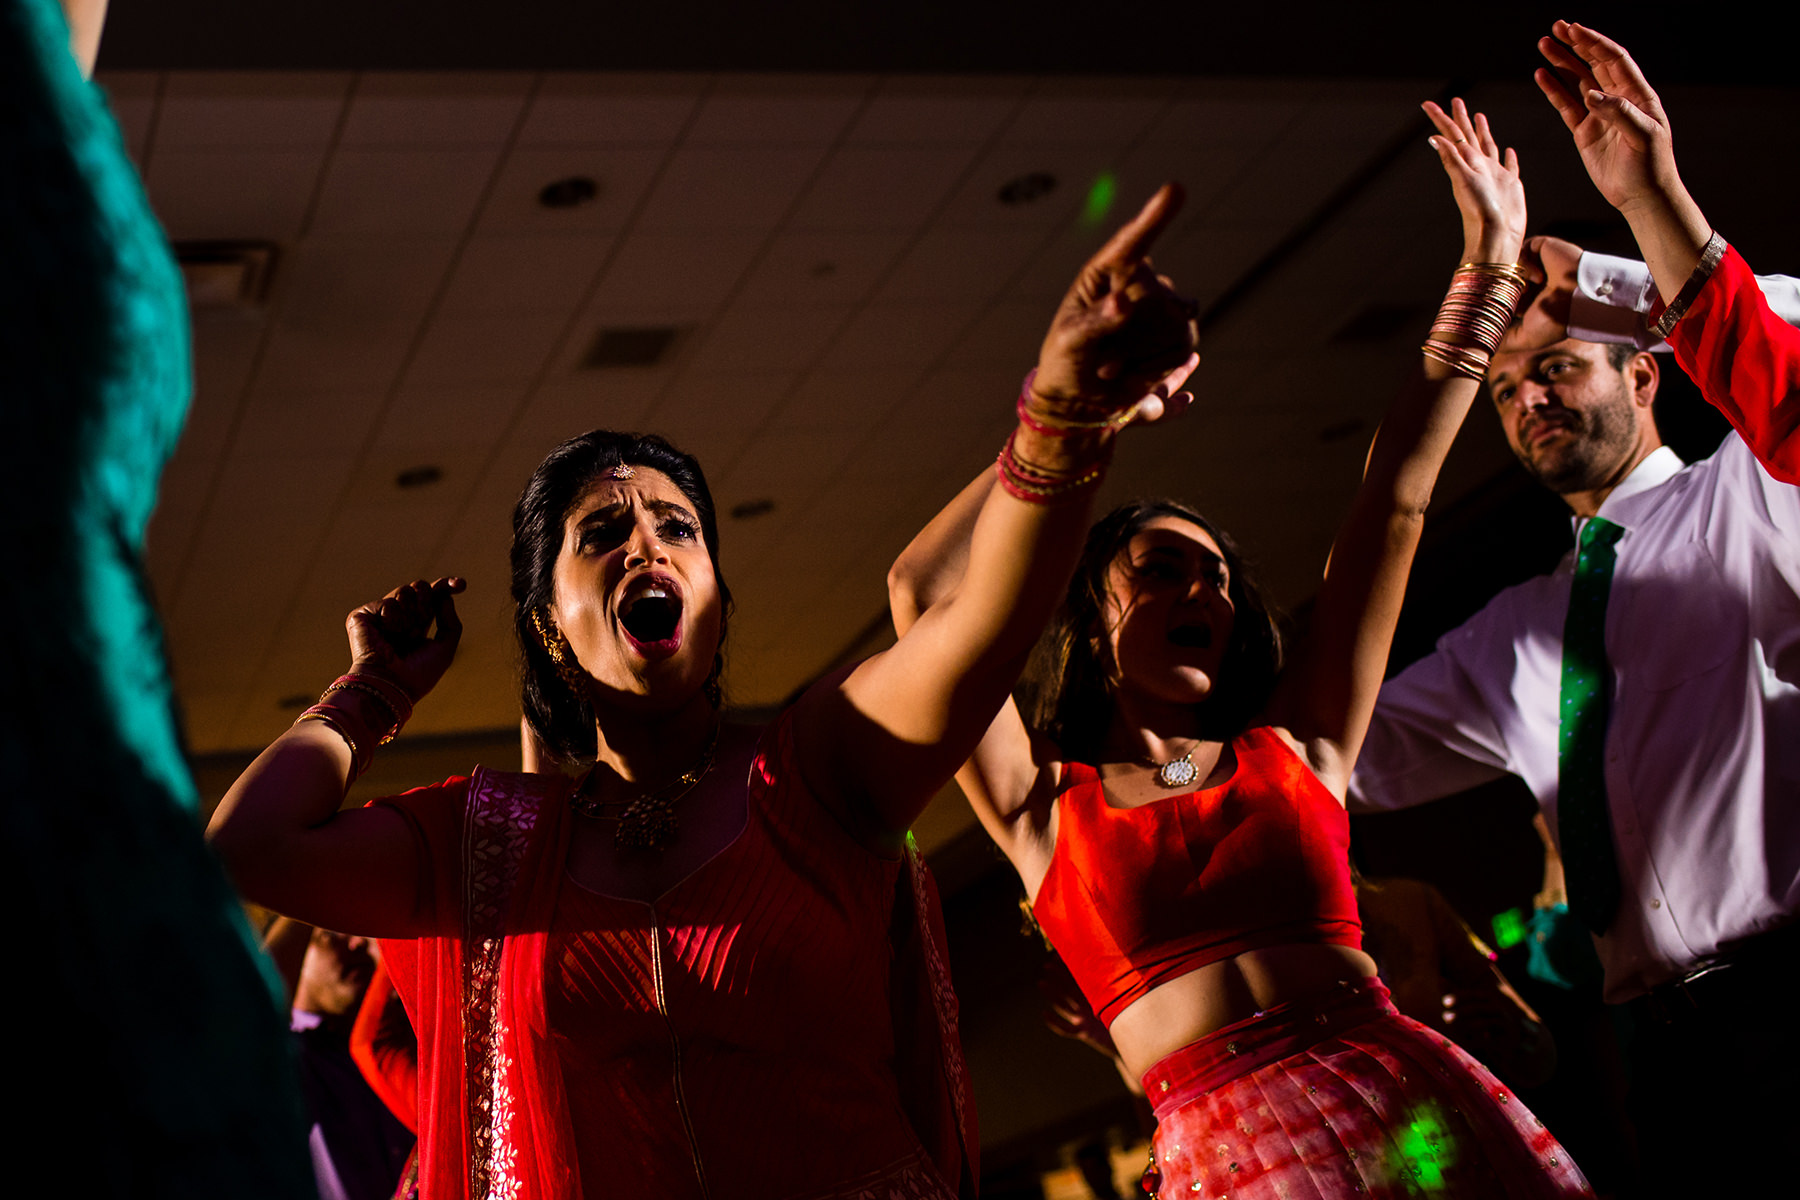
[1627,922,1800,1026]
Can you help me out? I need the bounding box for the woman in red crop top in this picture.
[892,100,1592,1199]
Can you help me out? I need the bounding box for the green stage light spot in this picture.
[1082,173,1118,227]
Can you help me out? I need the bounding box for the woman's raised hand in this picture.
[1423,99,1526,265]
[1031,183,1201,421]
[345,577,465,701]
[1534,21,1679,219]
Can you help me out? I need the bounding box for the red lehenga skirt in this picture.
[1139,979,1592,1199]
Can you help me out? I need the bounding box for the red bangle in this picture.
[1014,369,1138,437]
[994,429,1108,504]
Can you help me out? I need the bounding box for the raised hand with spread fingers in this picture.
[1535,19,1710,301]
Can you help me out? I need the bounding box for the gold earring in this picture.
[531,608,591,698]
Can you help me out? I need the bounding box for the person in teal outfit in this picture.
[1,0,311,1191]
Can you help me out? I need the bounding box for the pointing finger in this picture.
[1093,183,1186,269]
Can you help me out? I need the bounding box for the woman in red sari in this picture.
[889,102,1594,1198]
[207,188,1201,1199]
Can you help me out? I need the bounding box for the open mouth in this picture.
[1168,624,1213,649]
[619,577,684,654]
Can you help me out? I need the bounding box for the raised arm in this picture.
[1535,20,1708,305]
[1537,20,1800,481]
[58,0,106,76]
[885,466,1051,864]
[1267,99,1526,794]
[207,578,466,937]
[802,186,1199,845]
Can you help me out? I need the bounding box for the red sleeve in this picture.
[1663,246,1800,484]
[350,959,420,1132]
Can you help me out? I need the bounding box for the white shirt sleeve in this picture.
[1570,250,1800,350]
[1348,634,1514,814]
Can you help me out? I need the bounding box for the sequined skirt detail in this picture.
[1140,979,1591,1199]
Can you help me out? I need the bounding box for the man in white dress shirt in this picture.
[1348,22,1799,1194]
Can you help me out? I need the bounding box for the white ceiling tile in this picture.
[710,426,848,510]
[932,143,1122,230]
[341,73,534,147]
[520,73,705,145]
[1198,139,1372,228]
[687,304,845,374]
[941,300,1046,370]
[847,78,1025,145]
[764,367,918,431]
[1112,141,1263,228]
[1002,221,1114,304]
[333,483,475,548]
[311,147,504,236]
[147,149,327,241]
[549,303,709,376]
[648,372,799,457]
[634,145,831,233]
[586,230,766,310]
[189,315,269,420]
[877,226,1048,303]
[1143,81,1321,145]
[685,76,872,144]
[821,302,983,371]
[437,233,615,315]
[259,318,420,392]
[95,71,161,164]
[404,312,567,388]
[736,230,910,309]
[231,389,384,458]
[1152,222,1286,317]
[1002,88,1173,146]
[515,372,672,444]
[157,71,351,148]
[475,145,668,235]
[786,144,982,231]
[270,237,459,332]
[373,385,527,453]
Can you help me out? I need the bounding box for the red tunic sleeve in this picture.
[1664,245,1800,484]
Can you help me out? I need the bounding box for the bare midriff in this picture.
[1106,942,1381,1080]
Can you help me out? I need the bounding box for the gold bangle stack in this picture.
[1421,261,1530,380]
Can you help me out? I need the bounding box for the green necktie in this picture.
[1557,516,1626,934]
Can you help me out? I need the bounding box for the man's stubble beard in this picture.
[1517,375,1639,497]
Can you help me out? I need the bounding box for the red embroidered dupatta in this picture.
[378,762,976,1200]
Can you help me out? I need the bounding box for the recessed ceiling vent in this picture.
[998,171,1057,206]
[1331,302,1424,344]
[583,325,687,369]
[175,240,278,310]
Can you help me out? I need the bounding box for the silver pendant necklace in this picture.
[1154,749,1199,788]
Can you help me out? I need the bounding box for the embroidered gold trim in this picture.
[462,770,540,1200]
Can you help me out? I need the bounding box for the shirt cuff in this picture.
[1570,252,1666,350]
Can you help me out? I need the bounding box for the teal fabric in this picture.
[1,0,311,1191]
[1556,516,1626,934]
[1525,903,1605,992]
